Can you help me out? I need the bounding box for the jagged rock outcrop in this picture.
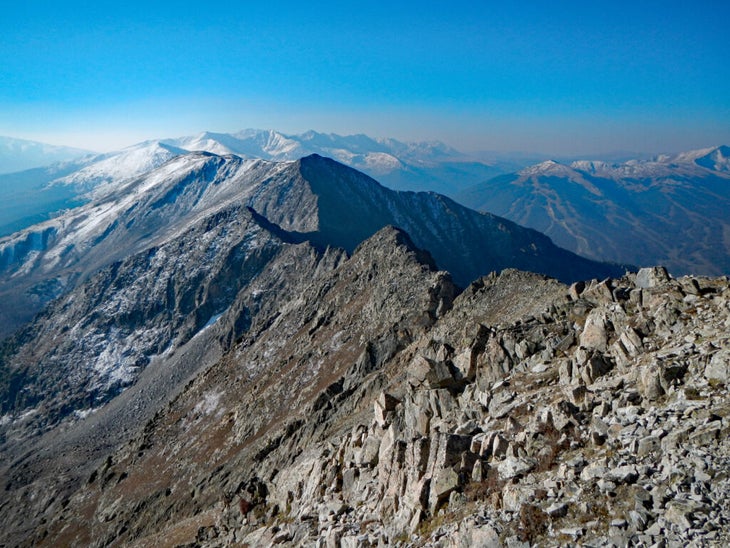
[0,226,456,545]
[5,225,727,548]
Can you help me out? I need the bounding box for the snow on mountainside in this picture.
[0,130,507,240]
[456,145,730,276]
[0,142,191,238]
[0,136,91,174]
[53,141,188,194]
[0,153,292,338]
[517,147,730,180]
[164,129,502,190]
[690,144,730,172]
[565,145,730,179]
[0,151,624,340]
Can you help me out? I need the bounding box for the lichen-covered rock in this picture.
[705,348,730,384]
[635,266,671,288]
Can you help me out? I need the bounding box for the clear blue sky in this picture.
[1,0,728,155]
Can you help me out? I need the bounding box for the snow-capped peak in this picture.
[517,160,604,195]
[52,141,185,193]
[643,145,730,173]
[569,160,612,173]
[692,145,730,172]
[520,160,570,176]
[171,132,237,156]
[667,146,719,164]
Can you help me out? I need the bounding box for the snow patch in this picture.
[74,407,100,420]
[18,407,39,422]
[202,313,224,330]
[193,390,224,418]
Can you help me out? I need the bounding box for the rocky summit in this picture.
[1,223,728,546]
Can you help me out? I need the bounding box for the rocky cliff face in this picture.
[0,205,286,434]
[2,225,727,546]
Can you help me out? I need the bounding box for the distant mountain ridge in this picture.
[0,151,625,339]
[162,129,511,194]
[0,136,91,174]
[165,129,468,167]
[456,145,730,276]
[2,131,727,277]
[0,131,512,239]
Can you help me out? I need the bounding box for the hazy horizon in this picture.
[2,1,729,156]
[3,129,727,163]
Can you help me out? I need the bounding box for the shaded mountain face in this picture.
[295,155,626,285]
[456,146,730,276]
[0,152,624,338]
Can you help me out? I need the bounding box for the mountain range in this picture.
[456,145,730,276]
[162,129,514,194]
[0,151,623,340]
[0,131,728,546]
[2,131,727,279]
[0,131,514,240]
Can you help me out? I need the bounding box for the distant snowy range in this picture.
[0,131,501,235]
[1,129,728,286]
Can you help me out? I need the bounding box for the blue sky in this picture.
[1,0,729,155]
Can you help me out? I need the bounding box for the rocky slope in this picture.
[0,152,623,338]
[0,205,288,434]
[1,224,728,547]
[456,146,730,276]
